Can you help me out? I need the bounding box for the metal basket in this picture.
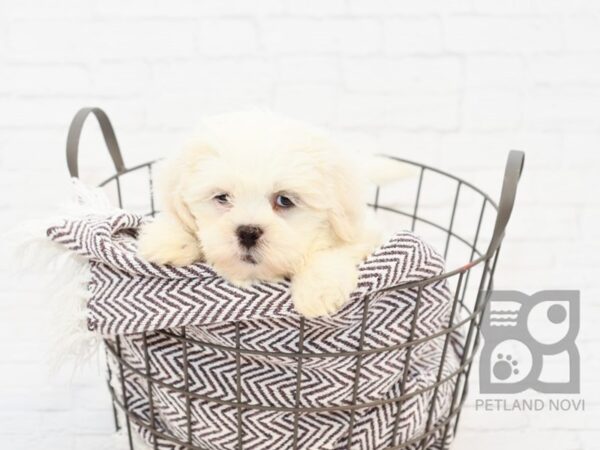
[66,108,524,450]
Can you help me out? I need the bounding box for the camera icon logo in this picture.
[479,290,580,394]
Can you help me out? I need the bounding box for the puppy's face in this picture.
[186,155,331,283]
[167,112,365,284]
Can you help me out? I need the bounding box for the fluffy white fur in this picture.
[13,180,154,449]
[138,111,383,318]
[12,179,117,370]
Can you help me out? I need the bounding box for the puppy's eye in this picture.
[275,195,295,209]
[213,193,230,205]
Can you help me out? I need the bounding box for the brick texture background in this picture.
[0,1,598,449]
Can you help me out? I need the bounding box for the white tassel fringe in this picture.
[10,178,120,371]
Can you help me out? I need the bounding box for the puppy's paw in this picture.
[137,216,202,266]
[292,257,358,318]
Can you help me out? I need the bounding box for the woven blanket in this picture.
[47,212,460,450]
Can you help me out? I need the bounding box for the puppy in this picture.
[138,111,382,318]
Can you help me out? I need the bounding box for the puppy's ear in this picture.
[158,139,216,234]
[325,157,366,244]
[159,163,196,235]
[138,139,215,265]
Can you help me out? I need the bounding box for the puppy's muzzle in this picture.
[236,225,263,249]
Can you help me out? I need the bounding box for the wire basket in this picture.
[66,108,524,450]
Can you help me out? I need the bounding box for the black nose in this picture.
[236,225,263,249]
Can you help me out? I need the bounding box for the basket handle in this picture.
[485,150,525,258]
[66,107,126,178]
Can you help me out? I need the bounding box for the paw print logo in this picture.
[480,290,580,394]
[493,353,520,381]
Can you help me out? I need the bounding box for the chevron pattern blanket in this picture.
[47,212,460,450]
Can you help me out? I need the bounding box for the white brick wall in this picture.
[0,1,599,449]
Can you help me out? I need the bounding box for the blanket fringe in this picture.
[10,179,118,371]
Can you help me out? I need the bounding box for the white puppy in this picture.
[138,111,382,318]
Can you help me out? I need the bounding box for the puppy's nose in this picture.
[236,225,263,249]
